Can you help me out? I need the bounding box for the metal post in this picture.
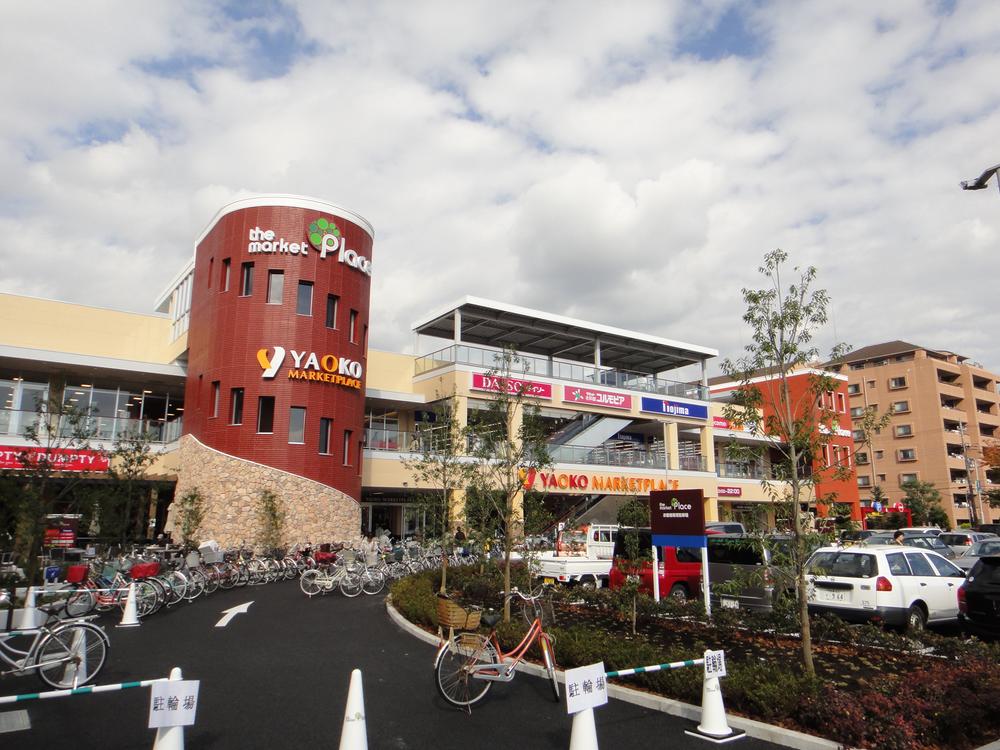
[700,547,711,617]
[959,421,980,527]
[651,544,660,603]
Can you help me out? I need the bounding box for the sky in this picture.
[1,0,999,378]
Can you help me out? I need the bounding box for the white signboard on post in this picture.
[704,650,727,679]
[148,680,200,728]
[565,661,608,714]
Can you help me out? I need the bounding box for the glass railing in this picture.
[548,443,667,469]
[414,344,708,400]
[0,409,183,444]
[717,461,766,480]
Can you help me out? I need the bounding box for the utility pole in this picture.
[958,421,982,527]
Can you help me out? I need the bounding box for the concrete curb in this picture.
[385,596,840,750]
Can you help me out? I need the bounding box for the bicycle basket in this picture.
[437,595,481,630]
[65,565,89,584]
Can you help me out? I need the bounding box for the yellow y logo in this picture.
[257,347,285,378]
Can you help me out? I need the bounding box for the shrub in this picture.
[724,662,819,721]
[389,570,438,627]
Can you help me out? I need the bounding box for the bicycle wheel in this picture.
[202,565,221,594]
[65,586,96,618]
[435,635,499,707]
[187,568,208,599]
[163,571,188,605]
[218,563,237,590]
[300,569,323,597]
[539,633,560,701]
[360,568,385,596]
[36,623,108,689]
[339,571,363,597]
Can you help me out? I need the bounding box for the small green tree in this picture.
[403,392,476,594]
[256,489,286,552]
[467,347,552,622]
[176,488,206,550]
[900,479,949,530]
[106,428,158,545]
[615,497,651,635]
[721,249,888,677]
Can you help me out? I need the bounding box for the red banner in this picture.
[717,486,743,497]
[713,416,730,429]
[562,386,632,410]
[0,446,109,472]
[471,373,552,399]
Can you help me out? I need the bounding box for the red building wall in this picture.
[183,198,374,501]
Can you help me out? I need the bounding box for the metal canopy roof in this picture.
[412,296,717,375]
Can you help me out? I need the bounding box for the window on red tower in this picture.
[267,270,284,304]
[230,388,244,425]
[296,281,313,316]
[240,262,254,296]
[319,417,332,454]
[288,407,306,444]
[349,310,358,343]
[257,396,275,434]
[326,294,339,329]
[343,429,352,465]
[222,258,231,292]
[211,381,220,418]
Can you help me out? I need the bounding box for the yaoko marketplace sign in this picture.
[0,446,109,472]
[520,468,680,495]
[257,346,364,390]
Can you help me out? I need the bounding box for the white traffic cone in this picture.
[152,667,185,750]
[338,669,368,750]
[569,707,599,750]
[684,670,746,743]
[22,586,42,628]
[118,582,141,627]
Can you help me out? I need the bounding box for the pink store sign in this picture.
[562,386,632,410]
[718,486,743,497]
[471,373,552,399]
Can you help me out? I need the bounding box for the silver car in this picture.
[954,539,1000,571]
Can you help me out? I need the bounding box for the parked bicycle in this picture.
[299,562,363,597]
[0,591,109,689]
[434,586,559,708]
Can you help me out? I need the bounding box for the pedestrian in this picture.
[892,530,905,545]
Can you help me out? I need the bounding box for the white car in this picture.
[805,545,967,632]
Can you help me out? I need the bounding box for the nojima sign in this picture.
[649,489,706,548]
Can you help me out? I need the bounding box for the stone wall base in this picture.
[172,434,360,549]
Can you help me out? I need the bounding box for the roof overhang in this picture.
[412,296,717,375]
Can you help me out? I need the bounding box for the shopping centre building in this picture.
[0,195,843,547]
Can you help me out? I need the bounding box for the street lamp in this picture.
[960,163,1000,192]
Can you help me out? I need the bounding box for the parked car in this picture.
[705,534,793,611]
[609,528,702,599]
[939,531,997,555]
[958,556,1000,638]
[899,526,943,537]
[805,545,966,632]
[705,522,746,535]
[954,539,1000,571]
[839,529,878,546]
[977,523,1000,535]
[860,531,957,559]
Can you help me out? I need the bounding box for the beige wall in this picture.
[0,293,179,364]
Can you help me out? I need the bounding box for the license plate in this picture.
[720,597,739,609]
[543,577,555,585]
[820,590,847,603]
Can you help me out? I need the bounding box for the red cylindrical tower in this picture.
[183,196,374,503]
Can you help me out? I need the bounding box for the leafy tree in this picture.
[11,393,99,584]
[175,488,206,550]
[987,489,1000,510]
[256,489,286,552]
[403,392,476,593]
[900,479,949,530]
[106,428,158,545]
[721,249,887,677]
[615,497,651,635]
[466,347,552,622]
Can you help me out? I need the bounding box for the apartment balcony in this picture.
[937,382,965,400]
[414,344,709,401]
[0,408,183,445]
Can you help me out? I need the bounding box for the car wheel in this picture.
[905,604,926,634]
[579,577,597,591]
[668,584,688,601]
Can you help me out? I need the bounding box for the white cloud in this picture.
[0,0,998,375]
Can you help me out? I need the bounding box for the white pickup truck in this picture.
[531,524,618,589]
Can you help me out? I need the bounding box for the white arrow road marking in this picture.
[215,601,254,628]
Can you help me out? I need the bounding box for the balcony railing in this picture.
[717,461,766,480]
[414,344,708,400]
[0,409,183,444]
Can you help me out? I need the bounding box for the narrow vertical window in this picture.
[240,262,254,296]
[222,258,231,292]
[257,396,275,433]
[230,388,244,425]
[343,429,352,465]
[288,407,306,444]
[267,270,284,304]
[326,294,339,329]
[211,381,220,418]
[208,258,214,288]
[296,281,313,316]
[319,417,332,454]
[349,310,358,343]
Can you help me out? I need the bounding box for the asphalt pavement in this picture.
[1,581,789,749]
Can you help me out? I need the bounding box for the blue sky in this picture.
[1,0,999,374]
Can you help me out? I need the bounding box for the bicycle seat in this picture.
[481,610,501,628]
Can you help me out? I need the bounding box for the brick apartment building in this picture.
[828,341,1000,527]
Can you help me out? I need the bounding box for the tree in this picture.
[900,479,949,529]
[11,394,99,584]
[403,392,476,593]
[256,489,287,552]
[721,249,887,677]
[466,347,552,622]
[175,488,206,550]
[106,428,158,545]
[615,497,651,635]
